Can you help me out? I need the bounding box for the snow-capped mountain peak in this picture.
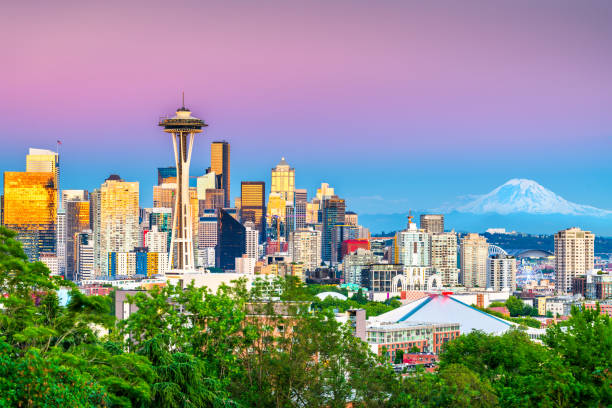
[455,179,611,216]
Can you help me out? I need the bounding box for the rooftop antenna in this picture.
[407,210,414,227]
[182,91,185,109]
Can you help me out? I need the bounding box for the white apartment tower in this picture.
[486,254,517,291]
[145,225,169,253]
[245,222,260,259]
[289,228,322,271]
[554,227,595,294]
[460,233,489,288]
[393,220,430,267]
[431,232,459,286]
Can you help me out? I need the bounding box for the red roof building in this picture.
[341,239,370,258]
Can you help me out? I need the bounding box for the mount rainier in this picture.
[453,178,611,216]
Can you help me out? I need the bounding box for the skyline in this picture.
[2,0,612,216]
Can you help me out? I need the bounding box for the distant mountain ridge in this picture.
[358,179,612,236]
[449,178,611,216]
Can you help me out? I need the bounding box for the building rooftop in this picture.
[367,321,457,332]
[371,293,513,335]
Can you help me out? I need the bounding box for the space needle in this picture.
[159,96,207,273]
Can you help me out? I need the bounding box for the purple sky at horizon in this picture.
[2,0,612,214]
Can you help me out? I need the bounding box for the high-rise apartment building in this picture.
[294,189,307,229]
[40,253,59,276]
[289,228,322,271]
[321,197,345,263]
[240,182,266,240]
[486,254,517,291]
[75,230,94,281]
[431,232,459,286]
[56,210,66,276]
[393,221,430,267]
[460,233,489,288]
[211,141,230,208]
[145,225,169,253]
[270,157,295,201]
[554,227,595,294]
[420,214,444,234]
[216,208,245,271]
[3,171,57,261]
[91,175,139,276]
[245,222,259,259]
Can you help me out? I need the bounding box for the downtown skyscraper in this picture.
[211,141,230,208]
[240,181,266,241]
[2,148,58,261]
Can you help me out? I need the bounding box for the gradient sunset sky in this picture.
[2,0,612,214]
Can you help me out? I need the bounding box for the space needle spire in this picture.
[159,98,207,273]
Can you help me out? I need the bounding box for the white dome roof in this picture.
[315,291,348,301]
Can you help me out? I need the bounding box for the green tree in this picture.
[543,305,612,406]
[0,339,108,407]
[439,329,569,407]
[394,348,404,364]
[505,296,525,317]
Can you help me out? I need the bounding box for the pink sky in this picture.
[2,0,612,212]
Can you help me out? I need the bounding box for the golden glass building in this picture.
[3,171,57,260]
[26,148,59,183]
[270,157,295,201]
[240,181,266,239]
[211,141,230,208]
[153,183,176,208]
[91,175,139,275]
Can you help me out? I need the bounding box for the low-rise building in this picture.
[366,321,460,362]
[582,300,612,317]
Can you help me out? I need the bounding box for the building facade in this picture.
[554,227,595,294]
[92,175,139,276]
[419,214,444,234]
[361,264,404,293]
[241,181,266,240]
[430,232,459,286]
[288,228,322,272]
[211,141,230,208]
[321,197,345,263]
[460,233,489,288]
[486,254,517,291]
[216,208,246,271]
[393,222,430,267]
[3,171,57,261]
[65,197,90,280]
[342,248,378,285]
